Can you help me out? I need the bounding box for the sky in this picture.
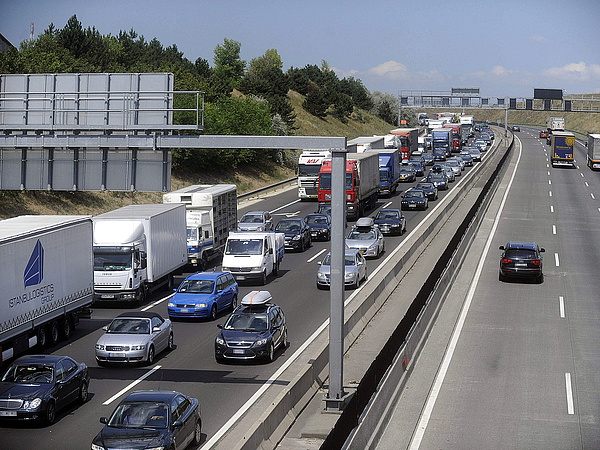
[2,0,600,99]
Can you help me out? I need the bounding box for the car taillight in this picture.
[501,258,512,264]
[530,260,541,266]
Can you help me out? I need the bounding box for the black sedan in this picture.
[304,213,331,241]
[274,218,312,251]
[401,189,429,211]
[415,181,438,201]
[499,241,545,283]
[373,209,406,235]
[92,390,201,450]
[0,354,89,424]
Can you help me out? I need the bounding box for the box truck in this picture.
[586,133,600,170]
[93,204,187,304]
[221,232,285,285]
[547,116,565,131]
[163,184,237,269]
[550,131,575,168]
[318,152,379,221]
[0,215,94,365]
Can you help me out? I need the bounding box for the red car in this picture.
[539,130,549,138]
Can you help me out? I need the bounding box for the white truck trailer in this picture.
[547,116,565,131]
[0,215,94,365]
[163,184,237,269]
[297,150,332,200]
[93,204,187,304]
[221,231,285,285]
[587,133,600,170]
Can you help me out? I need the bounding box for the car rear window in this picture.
[505,249,536,259]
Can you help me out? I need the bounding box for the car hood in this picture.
[307,224,328,230]
[221,329,270,342]
[374,219,401,226]
[345,239,377,249]
[97,333,150,346]
[172,292,214,304]
[93,427,168,449]
[0,382,50,399]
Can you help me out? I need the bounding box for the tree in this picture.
[210,38,245,99]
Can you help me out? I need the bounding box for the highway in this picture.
[0,139,493,448]
[377,127,600,449]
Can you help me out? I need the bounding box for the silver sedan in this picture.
[316,249,368,290]
[95,311,173,366]
[345,221,385,259]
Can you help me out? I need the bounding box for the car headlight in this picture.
[221,266,230,272]
[167,302,175,307]
[257,226,264,231]
[368,243,378,251]
[292,235,301,240]
[215,336,225,345]
[95,344,104,350]
[197,303,208,308]
[317,272,326,279]
[91,444,105,450]
[345,272,355,280]
[252,267,263,271]
[23,398,42,409]
[130,345,146,351]
[253,338,268,347]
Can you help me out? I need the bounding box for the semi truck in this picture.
[163,184,237,269]
[318,152,379,221]
[93,204,187,304]
[550,131,575,168]
[586,133,600,170]
[547,116,565,131]
[431,128,452,160]
[389,127,419,159]
[347,136,385,153]
[373,149,401,196]
[297,150,332,200]
[0,215,94,365]
[221,231,285,285]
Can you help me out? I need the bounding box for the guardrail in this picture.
[210,131,514,448]
[237,177,297,203]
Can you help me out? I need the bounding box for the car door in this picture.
[269,308,281,349]
[172,395,195,449]
[55,359,78,409]
[151,316,168,353]
[216,275,231,312]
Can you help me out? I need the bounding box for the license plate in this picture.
[515,263,527,267]
[180,309,188,313]
[237,276,245,280]
[100,294,115,299]
[409,204,416,208]
[0,411,17,417]
[232,349,245,355]
[108,353,124,358]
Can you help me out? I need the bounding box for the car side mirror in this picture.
[499,246,505,250]
[173,420,184,429]
[152,326,161,333]
[217,324,223,329]
[100,417,108,424]
[102,326,108,332]
[540,248,546,252]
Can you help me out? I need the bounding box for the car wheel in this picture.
[267,342,275,362]
[45,400,56,424]
[209,304,217,321]
[167,332,174,351]
[60,316,73,340]
[499,272,506,282]
[230,295,238,311]
[49,321,60,346]
[37,326,49,348]
[79,381,89,404]
[260,271,267,286]
[537,273,544,284]
[192,419,202,445]
[281,329,289,350]
[147,346,155,365]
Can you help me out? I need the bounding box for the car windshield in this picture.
[177,279,214,294]
[322,254,358,266]
[375,211,399,220]
[416,183,433,189]
[94,252,132,271]
[275,221,301,232]
[224,312,268,331]
[347,229,377,240]
[306,215,328,225]
[225,238,263,255]
[504,249,537,259]
[2,364,53,384]
[240,214,263,224]
[405,191,424,198]
[107,318,151,334]
[109,401,169,429]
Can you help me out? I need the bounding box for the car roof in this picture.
[378,208,401,213]
[121,390,183,403]
[12,354,70,364]
[505,241,539,250]
[116,311,164,320]
[185,271,228,281]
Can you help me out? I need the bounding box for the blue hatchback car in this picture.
[168,272,238,320]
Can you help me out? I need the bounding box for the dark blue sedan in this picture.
[168,271,238,320]
[92,390,201,450]
[373,209,406,235]
[304,213,332,241]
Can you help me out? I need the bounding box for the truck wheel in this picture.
[273,262,279,276]
[49,321,60,346]
[260,271,267,285]
[60,315,73,340]
[37,326,49,348]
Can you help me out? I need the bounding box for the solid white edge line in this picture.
[408,136,523,449]
[103,365,162,405]
[559,296,565,318]
[270,198,301,213]
[565,373,575,414]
